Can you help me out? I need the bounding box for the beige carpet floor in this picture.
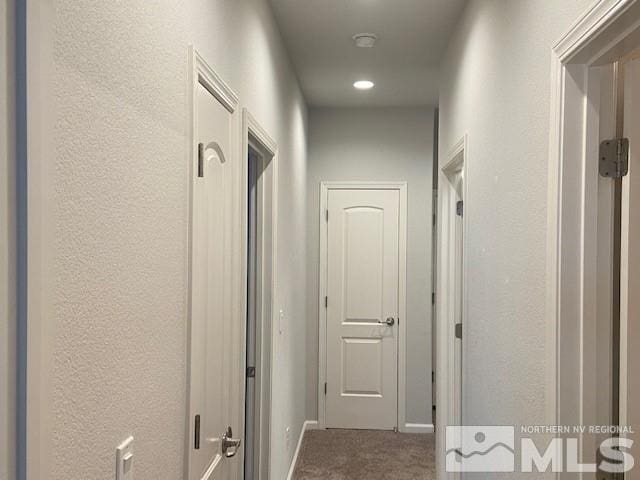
[293,429,436,480]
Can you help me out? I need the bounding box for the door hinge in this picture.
[194,414,201,450]
[324,382,327,395]
[432,292,435,305]
[432,371,435,383]
[197,142,204,178]
[455,323,462,339]
[456,200,464,217]
[599,138,629,178]
[325,296,328,308]
[432,213,436,226]
[325,209,329,222]
[246,366,256,378]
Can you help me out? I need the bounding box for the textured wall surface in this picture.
[34,1,307,479]
[1,0,16,479]
[438,0,594,474]
[306,107,434,427]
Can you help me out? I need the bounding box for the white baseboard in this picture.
[286,421,318,480]
[403,423,435,434]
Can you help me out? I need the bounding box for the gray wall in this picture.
[306,107,435,427]
[1,0,15,478]
[438,0,594,448]
[28,1,307,479]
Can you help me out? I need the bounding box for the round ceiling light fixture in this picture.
[352,33,377,48]
[353,80,375,90]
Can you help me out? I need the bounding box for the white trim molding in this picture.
[286,421,318,480]
[191,47,239,114]
[238,108,279,480]
[404,423,435,434]
[436,135,468,480]
[317,181,408,432]
[547,1,640,478]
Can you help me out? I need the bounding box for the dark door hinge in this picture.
[324,382,327,395]
[599,138,629,178]
[456,200,464,217]
[432,292,435,305]
[246,366,256,378]
[455,323,462,339]
[194,414,201,449]
[197,143,204,178]
[325,296,328,308]
[326,209,329,222]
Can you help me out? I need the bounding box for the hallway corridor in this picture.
[293,430,435,480]
[5,0,640,479]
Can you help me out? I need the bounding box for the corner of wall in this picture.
[1,0,17,478]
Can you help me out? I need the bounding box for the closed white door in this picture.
[325,188,401,430]
[189,80,236,480]
[620,58,640,478]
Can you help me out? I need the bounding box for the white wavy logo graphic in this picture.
[445,426,515,472]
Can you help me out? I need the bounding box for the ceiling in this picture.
[269,0,467,107]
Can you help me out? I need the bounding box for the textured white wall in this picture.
[306,107,434,427]
[438,0,594,448]
[1,0,16,478]
[31,1,307,479]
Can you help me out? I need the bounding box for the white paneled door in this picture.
[189,79,238,480]
[325,188,402,430]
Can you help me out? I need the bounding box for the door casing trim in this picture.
[436,135,467,480]
[238,108,279,480]
[317,181,408,431]
[547,1,640,479]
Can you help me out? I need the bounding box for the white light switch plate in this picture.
[116,436,134,480]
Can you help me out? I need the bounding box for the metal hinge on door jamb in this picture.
[325,296,328,308]
[599,138,629,178]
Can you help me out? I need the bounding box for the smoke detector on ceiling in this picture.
[352,33,377,48]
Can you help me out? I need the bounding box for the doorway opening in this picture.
[436,136,466,480]
[548,1,640,477]
[240,110,278,480]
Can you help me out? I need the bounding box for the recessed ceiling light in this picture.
[353,80,375,90]
[352,33,377,48]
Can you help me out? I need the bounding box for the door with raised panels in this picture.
[189,80,239,480]
[325,188,400,430]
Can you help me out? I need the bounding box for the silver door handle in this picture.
[221,426,241,458]
[379,317,396,326]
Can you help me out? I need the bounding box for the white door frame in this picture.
[238,109,278,480]
[435,136,467,480]
[317,181,408,431]
[548,1,640,478]
[186,46,240,480]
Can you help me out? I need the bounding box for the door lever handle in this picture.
[221,426,241,458]
[379,317,396,326]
